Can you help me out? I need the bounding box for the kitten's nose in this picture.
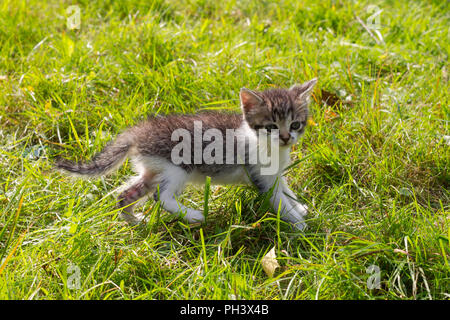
[280,133,291,144]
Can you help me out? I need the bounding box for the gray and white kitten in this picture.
[56,79,317,231]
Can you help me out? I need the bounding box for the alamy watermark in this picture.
[67,5,81,30]
[366,264,381,289]
[366,5,382,30]
[171,121,282,175]
[67,264,81,290]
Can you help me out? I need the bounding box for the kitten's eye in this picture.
[290,121,302,131]
[264,124,278,131]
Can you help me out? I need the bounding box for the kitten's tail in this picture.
[55,134,133,177]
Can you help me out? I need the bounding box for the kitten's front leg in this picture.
[280,178,308,217]
[272,188,307,231]
[251,173,307,231]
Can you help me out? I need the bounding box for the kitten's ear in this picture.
[290,78,318,102]
[240,88,263,114]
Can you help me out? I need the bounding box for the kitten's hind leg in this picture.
[118,171,156,225]
[154,167,204,224]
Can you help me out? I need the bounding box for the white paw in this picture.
[281,211,307,232]
[294,203,308,217]
[183,209,205,224]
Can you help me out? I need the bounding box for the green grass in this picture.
[0,0,449,300]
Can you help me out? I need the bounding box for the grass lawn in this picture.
[0,0,448,299]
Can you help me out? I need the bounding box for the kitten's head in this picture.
[240,78,317,147]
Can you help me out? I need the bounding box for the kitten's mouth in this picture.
[278,139,293,147]
[267,137,293,147]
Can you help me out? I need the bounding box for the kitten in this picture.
[55,79,317,231]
